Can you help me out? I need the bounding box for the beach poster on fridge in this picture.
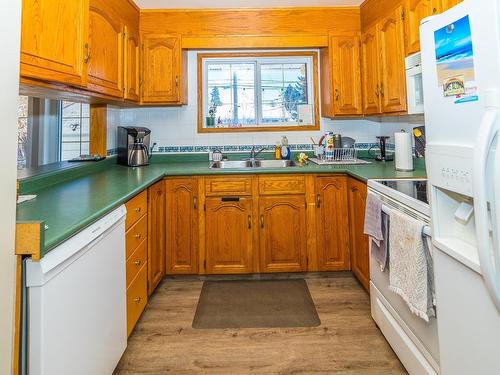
[434,15,478,103]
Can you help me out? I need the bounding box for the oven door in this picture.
[369,212,440,374]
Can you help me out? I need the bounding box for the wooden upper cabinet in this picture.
[259,195,307,273]
[360,26,381,115]
[165,178,199,274]
[141,34,185,104]
[347,177,369,292]
[404,0,433,55]
[436,0,462,13]
[315,177,350,271]
[20,0,89,87]
[147,180,166,295]
[87,0,124,97]
[205,198,253,274]
[378,6,408,113]
[331,36,363,116]
[124,25,140,102]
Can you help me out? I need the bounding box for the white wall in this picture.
[116,50,422,152]
[0,1,22,374]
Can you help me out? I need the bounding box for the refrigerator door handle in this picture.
[473,104,500,312]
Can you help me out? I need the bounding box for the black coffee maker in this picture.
[117,126,153,166]
[369,136,394,162]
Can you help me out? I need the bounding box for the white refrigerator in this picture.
[421,1,500,374]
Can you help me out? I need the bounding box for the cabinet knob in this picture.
[133,260,141,266]
[334,89,340,101]
[248,215,252,229]
[260,215,264,228]
[175,75,179,87]
[134,207,141,213]
[316,194,321,208]
[134,233,141,239]
[133,297,141,303]
[193,196,198,209]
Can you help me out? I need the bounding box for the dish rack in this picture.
[310,147,371,165]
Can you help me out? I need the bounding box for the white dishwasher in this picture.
[26,205,127,375]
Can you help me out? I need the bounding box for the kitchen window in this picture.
[198,52,319,132]
[17,96,90,170]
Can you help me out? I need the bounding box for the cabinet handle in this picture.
[380,83,385,96]
[134,207,141,213]
[375,84,380,97]
[134,233,141,239]
[432,7,438,14]
[133,297,141,303]
[248,215,252,229]
[193,196,198,209]
[175,75,179,87]
[316,194,321,208]
[133,260,141,266]
[83,43,91,64]
[334,89,340,101]
[260,215,264,228]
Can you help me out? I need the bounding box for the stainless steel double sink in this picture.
[209,159,296,169]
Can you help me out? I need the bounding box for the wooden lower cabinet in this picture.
[147,180,166,295]
[165,178,199,274]
[259,195,307,273]
[126,264,148,336]
[205,197,253,274]
[315,176,351,271]
[347,177,370,291]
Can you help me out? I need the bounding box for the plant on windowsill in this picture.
[206,87,222,128]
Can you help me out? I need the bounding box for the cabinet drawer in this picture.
[205,176,252,196]
[125,190,148,229]
[258,175,306,195]
[126,238,147,288]
[126,214,147,259]
[126,264,148,336]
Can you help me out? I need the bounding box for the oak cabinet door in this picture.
[147,180,166,295]
[20,0,89,87]
[316,177,350,271]
[360,26,381,115]
[141,34,182,103]
[259,196,307,273]
[347,178,370,292]
[331,36,363,116]
[404,0,433,55]
[205,197,253,274]
[87,0,124,97]
[165,178,198,274]
[124,25,140,102]
[378,6,408,113]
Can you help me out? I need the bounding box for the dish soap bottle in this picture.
[274,141,281,160]
[280,136,291,160]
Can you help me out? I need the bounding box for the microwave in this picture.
[405,52,424,114]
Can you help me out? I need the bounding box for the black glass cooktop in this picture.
[380,180,428,204]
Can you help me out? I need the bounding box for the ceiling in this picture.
[133,0,364,9]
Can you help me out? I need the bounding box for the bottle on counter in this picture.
[325,132,335,161]
[280,136,291,160]
[274,141,281,160]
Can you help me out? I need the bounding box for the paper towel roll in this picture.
[395,131,414,171]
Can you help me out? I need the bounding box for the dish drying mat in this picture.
[309,157,371,165]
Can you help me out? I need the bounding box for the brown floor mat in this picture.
[192,279,321,329]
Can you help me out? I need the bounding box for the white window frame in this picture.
[201,54,316,130]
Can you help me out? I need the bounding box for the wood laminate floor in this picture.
[114,274,407,375]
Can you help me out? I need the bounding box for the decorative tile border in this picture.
[106,148,118,156]
[148,142,390,154]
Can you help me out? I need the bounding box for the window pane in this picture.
[206,63,256,127]
[260,63,309,125]
[60,102,90,160]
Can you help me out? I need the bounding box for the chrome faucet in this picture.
[249,145,268,160]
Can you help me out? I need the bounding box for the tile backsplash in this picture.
[109,50,423,154]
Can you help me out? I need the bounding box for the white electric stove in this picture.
[367,178,439,375]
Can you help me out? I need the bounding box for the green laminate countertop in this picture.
[17,155,426,258]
